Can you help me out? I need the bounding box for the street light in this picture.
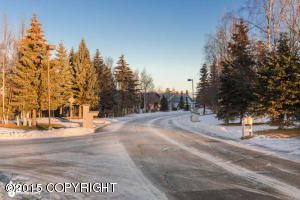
[187,78,194,110]
[46,44,56,129]
[0,47,5,124]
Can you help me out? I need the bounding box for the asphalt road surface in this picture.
[0,112,299,200]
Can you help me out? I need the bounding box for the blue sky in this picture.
[0,0,245,91]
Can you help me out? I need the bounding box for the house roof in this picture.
[160,93,192,103]
[145,92,161,103]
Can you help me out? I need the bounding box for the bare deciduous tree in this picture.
[0,15,16,124]
[241,0,287,50]
[140,68,154,112]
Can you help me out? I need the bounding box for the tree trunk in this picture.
[278,114,285,129]
[79,105,82,118]
[32,109,37,126]
[60,107,63,117]
[203,104,206,115]
[144,92,146,113]
[240,113,243,125]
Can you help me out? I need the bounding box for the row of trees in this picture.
[196,0,300,127]
[0,15,154,125]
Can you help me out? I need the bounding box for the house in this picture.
[144,92,161,112]
[168,94,192,110]
[159,90,193,111]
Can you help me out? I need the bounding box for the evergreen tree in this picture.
[217,19,256,123]
[54,42,73,111]
[253,40,268,116]
[93,49,104,96]
[93,49,117,116]
[178,92,185,109]
[114,55,129,115]
[73,39,98,115]
[217,62,239,123]
[126,70,140,113]
[99,69,117,117]
[196,63,209,115]
[114,55,139,115]
[207,60,219,112]
[160,95,168,111]
[11,14,48,126]
[69,47,78,97]
[184,92,190,111]
[257,33,300,127]
[69,48,76,76]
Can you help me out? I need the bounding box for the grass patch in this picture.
[255,128,300,138]
[0,123,64,130]
[241,135,255,140]
[221,122,267,126]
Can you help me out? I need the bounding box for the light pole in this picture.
[0,47,5,124]
[46,44,56,129]
[187,78,194,110]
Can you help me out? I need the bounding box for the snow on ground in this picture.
[176,113,277,140]
[172,112,300,161]
[101,111,180,124]
[0,127,95,140]
[0,118,110,140]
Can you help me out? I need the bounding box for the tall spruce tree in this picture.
[54,42,73,112]
[126,70,140,113]
[217,19,256,123]
[100,68,117,117]
[207,60,219,112]
[93,49,105,99]
[257,33,300,127]
[178,91,185,109]
[12,14,48,126]
[196,63,209,115]
[160,95,168,111]
[115,55,137,115]
[69,48,78,97]
[217,62,239,123]
[73,39,98,116]
[93,49,117,116]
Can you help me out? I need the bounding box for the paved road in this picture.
[0,112,299,200]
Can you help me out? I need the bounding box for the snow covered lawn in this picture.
[0,127,95,140]
[173,113,300,161]
[0,118,110,140]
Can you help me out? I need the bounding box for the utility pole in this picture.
[46,44,56,129]
[2,52,5,124]
[47,58,51,128]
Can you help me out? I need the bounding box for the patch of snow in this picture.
[171,113,300,161]
[0,127,95,140]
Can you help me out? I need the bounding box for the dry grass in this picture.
[221,122,267,126]
[0,123,65,130]
[255,128,300,138]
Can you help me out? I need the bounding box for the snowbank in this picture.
[0,127,94,140]
[174,114,277,140]
[0,118,110,140]
[172,113,300,161]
